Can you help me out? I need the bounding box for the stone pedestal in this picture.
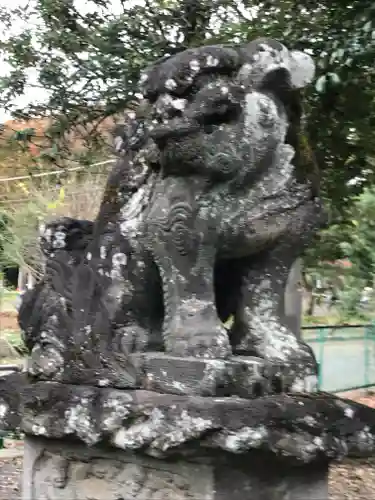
[0,376,372,500]
[23,436,329,500]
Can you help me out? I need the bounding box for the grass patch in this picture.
[0,290,18,313]
[303,313,374,326]
[2,330,26,356]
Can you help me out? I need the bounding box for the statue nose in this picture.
[154,94,188,121]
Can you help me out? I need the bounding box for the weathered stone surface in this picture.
[2,374,375,464]
[17,37,323,389]
[2,34,373,500]
[23,436,329,500]
[133,352,317,397]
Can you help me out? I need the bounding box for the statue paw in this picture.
[167,322,232,359]
[266,339,317,371]
[233,318,318,391]
[262,339,318,393]
[27,344,64,378]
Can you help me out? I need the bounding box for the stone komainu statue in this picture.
[19,38,325,394]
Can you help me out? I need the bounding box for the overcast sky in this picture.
[0,0,255,123]
[0,0,136,123]
[0,0,40,122]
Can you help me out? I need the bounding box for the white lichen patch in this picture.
[83,325,92,335]
[290,374,318,393]
[290,378,304,393]
[255,143,295,199]
[344,407,355,419]
[38,223,46,236]
[171,380,186,393]
[112,252,127,267]
[31,423,47,436]
[52,231,66,249]
[165,78,177,90]
[101,396,131,432]
[112,407,165,450]
[100,246,107,259]
[313,436,324,448]
[303,415,317,427]
[0,402,8,420]
[120,184,149,237]
[206,55,219,67]
[98,378,110,387]
[217,425,268,453]
[336,399,356,419]
[201,360,226,390]
[110,253,127,280]
[189,59,200,72]
[171,98,187,111]
[149,409,213,452]
[64,400,100,445]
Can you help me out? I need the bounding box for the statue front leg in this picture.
[145,178,231,359]
[232,201,321,387]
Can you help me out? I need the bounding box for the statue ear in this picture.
[239,42,315,91]
[288,51,315,89]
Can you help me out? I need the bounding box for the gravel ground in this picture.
[330,457,375,499]
[0,457,21,500]
[0,455,375,499]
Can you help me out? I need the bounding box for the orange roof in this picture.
[324,259,352,268]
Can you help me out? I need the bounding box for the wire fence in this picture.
[0,158,116,206]
[0,158,115,183]
[0,286,374,396]
[302,324,375,393]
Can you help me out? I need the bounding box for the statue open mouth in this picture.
[148,117,201,145]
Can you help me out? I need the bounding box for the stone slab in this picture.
[23,436,329,500]
[1,374,375,463]
[133,352,314,397]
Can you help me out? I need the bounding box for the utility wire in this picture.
[0,158,116,183]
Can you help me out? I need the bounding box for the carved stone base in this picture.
[23,436,329,500]
[3,374,375,462]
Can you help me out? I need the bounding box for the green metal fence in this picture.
[302,323,375,393]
